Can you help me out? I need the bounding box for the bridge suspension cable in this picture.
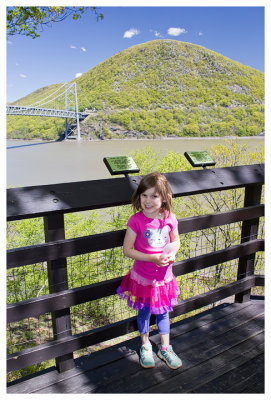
[25,83,67,107]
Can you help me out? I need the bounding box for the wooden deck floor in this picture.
[7,298,264,394]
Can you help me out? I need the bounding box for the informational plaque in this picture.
[103,156,140,175]
[184,151,216,168]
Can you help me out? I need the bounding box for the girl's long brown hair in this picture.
[131,172,173,213]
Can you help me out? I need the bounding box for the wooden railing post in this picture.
[44,213,74,372]
[235,183,263,303]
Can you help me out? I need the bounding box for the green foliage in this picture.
[7,6,103,39]
[7,115,65,140]
[7,40,264,140]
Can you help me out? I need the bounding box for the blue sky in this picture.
[6,3,266,103]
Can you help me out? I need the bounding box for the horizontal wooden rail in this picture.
[7,275,261,373]
[173,239,264,277]
[7,204,264,269]
[7,239,264,323]
[169,276,261,319]
[178,204,264,234]
[7,276,123,323]
[7,164,264,221]
[7,230,126,269]
[254,275,265,287]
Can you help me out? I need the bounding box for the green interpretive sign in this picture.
[184,151,216,168]
[103,156,140,175]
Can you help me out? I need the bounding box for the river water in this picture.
[7,137,264,188]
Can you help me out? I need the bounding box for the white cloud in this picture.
[19,74,27,78]
[75,73,82,78]
[154,31,162,38]
[81,47,87,52]
[167,27,187,37]
[70,44,77,49]
[123,28,140,39]
[149,29,162,38]
[7,40,12,45]
[198,32,203,36]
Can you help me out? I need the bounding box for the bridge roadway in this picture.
[6,105,89,119]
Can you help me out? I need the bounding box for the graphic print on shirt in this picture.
[143,225,169,248]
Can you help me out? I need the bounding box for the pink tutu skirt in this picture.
[117,268,180,314]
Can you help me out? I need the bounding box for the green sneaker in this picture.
[140,343,155,368]
[158,345,182,369]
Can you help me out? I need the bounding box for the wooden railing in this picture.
[7,164,265,374]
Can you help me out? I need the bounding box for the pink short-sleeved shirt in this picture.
[127,210,177,281]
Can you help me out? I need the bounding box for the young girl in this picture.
[117,172,182,369]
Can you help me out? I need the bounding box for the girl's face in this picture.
[140,187,163,218]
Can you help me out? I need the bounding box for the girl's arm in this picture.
[169,227,181,254]
[123,226,168,267]
[162,227,180,264]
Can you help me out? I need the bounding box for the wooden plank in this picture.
[142,321,264,393]
[254,275,265,287]
[187,342,264,394]
[6,277,258,371]
[236,183,263,303]
[7,164,264,221]
[22,305,244,393]
[172,239,264,277]
[7,303,242,392]
[7,301,264,393]
[102,342,264,393]
[154,299,264,345]
[7,229,126,268]
[93,311,264,393]
[139,302,263,393]
[178,204,264,234]
[7,315,138,372]
[7,239,263,323]
[7,176,141,221]
[7,204,264,269]
[7,276,123,323]
[32,350,142,393]
[92,302,264,393]
[193,353,264,393]
[169,276,257,320]
[7,345,138,394]
[43,214,74,372]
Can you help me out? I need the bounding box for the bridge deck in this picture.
[7,298,264,394]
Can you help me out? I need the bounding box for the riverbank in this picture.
[7,137,264,188]
[7,134,265,145]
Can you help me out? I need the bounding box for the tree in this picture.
[7,6,103,39]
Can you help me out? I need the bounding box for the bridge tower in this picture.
[65,82,81,140]
[7,81,88,141]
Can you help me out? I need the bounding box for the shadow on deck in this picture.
[7,298,264,394]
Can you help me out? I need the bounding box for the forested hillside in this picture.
[7,40,264,140]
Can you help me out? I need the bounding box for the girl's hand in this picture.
[151,253,174,267]
[162,252,176,265]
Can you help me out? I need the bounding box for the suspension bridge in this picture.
[6,82,93,140]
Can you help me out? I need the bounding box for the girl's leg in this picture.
[156,312,182,369]
[137,306,152,344]
[160,333,170,347]
[156,312,170,347]
[137,307,155,368]
[141,332,150,345]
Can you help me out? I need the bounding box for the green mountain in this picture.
[7,40,264,140]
